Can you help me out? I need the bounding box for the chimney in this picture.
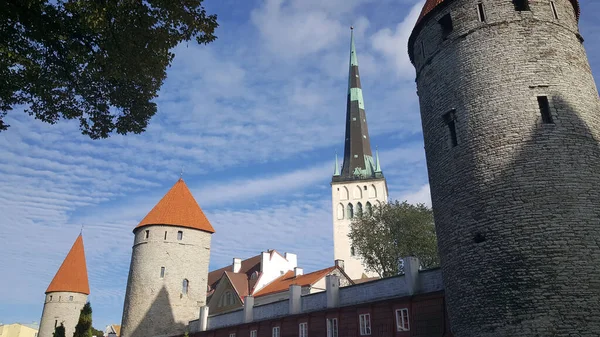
[260,251,271,272]
[335,259,345,270]
[243,295,254,323]
[232,258,242,273]
[199,306,209,331]
[289,284,302,314]
[402,256,420,295]
[294,267,304,277]
[285,252,298,267]
[326,274,340,308]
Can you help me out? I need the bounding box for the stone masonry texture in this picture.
[120,225,212,337]
[38,292,88,337]
[410,0,600,336]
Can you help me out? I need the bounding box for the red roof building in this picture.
[46,234,89,295]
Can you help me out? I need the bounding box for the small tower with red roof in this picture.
[38,234,90,337]
[120,179,216,337]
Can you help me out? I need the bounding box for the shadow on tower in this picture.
[437,96,600,336]
[130,285,187,337]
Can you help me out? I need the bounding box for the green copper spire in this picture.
[375,148,382,173]
[350,26,358,67]
[335,26,380,182]
[334,152,340,176]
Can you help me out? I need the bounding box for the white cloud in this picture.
[371,1,424,79]
[397,184,432,206]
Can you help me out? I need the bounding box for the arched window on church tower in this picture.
[340,186,349,200]
[182,279,189,295]
[354,185,362,199]
[347,203,354,219]
[366,202,373,215]
[369,184,377,198]
[337,203,345,220]
[356,202,363,216]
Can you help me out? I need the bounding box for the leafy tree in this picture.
[73,302,93,337]
[91,327,104,337]
[349,200,440,278]
[53,323,66,337]
[1,0,218,138]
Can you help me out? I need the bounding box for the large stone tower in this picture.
[408,0,599,336]
[38,234,89,337]
[120,179,215,337]
[331,28,388,280]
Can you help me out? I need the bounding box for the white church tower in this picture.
[331,28,388,281]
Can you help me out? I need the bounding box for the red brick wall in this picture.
[188,292,451,337]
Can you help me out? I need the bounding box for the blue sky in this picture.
[1,0,599,330]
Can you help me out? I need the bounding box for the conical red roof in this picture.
[46,234,90,295]
[136,179,215,233]
[415,0,579,25]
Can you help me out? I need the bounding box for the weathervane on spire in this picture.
[180,166,185,179]
[80,224,84,234]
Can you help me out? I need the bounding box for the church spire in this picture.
[335,27,380,181]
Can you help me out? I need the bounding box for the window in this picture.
[272,326,280,337]
[229,333,236,337]
[359,314,371,335]
[396,308,410,331]
[351,246,356,256]
[421,41,426,60]
[513,0,530,11]
[177,231,183,240]
[366,202,373,216]
[58,296,61,301]
[363,185,367,190]
[69,296,73,301]
[438,13,453,39]
[219,290,235,307]
[299,322,308,337]
[55,320,58,328]
[250,330,257,337]
[356,202,363,216]
[145,230,149,239]
[443,110,458,147]
[164,231,167,240]
[160,267,165,278]
[347,203,354,219]
[337,203,345,220]
[551,1,559,19]
[182,279,189,295]
[326,318,338,337]
[537,96,553,124]
[49,295,53,301]
[477,3,486,22]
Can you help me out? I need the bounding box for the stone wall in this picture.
[121,225,212,337]
[38,291,87,337]
[410,0,600,336]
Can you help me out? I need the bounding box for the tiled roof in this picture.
[112,325,121,336]
[225,271,250,300]
[46,234,90,295]
[416,0,580,25]
[208,254,262,290]
[253,266,338,297]
[136,179,215,233]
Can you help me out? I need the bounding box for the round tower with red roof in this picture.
[38,234,90,337]
[408,0,599,336]
[120,179,216,337]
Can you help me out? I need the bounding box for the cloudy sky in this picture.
[1,0,599,330]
